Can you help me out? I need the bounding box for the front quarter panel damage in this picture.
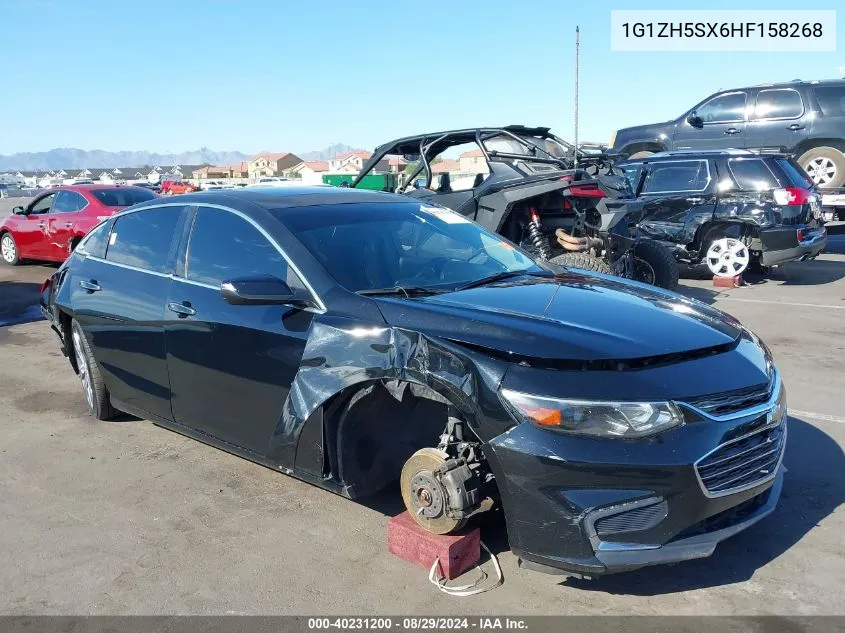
[267,315,514,476]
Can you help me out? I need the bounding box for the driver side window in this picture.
[29,193,57,214]
[695,92,747,124]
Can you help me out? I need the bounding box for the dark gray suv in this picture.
[610,80,845,190]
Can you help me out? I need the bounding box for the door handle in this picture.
[724,128,740,135]
[79,279,101,292]
[687,197,706,204]
[38,221,45,228]
[64,222,74,228]
[167,301,196,318]
[788,124,805,131]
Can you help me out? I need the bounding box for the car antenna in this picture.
[574,25,580,169]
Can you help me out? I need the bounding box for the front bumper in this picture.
[759,225,827,267]
[517,468,783,576]
[485,356,786,577]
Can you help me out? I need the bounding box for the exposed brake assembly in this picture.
[400,411,493,534]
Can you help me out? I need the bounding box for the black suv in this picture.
[618,150,827,275]
[610,80,845,190]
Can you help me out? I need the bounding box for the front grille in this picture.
[683,382,772,417]
[594,500,668,536]
[695,422,786,496]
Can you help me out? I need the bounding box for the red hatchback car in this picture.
[0,185,158,265]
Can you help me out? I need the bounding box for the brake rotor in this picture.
[706,238,749,277]
[400,448,467,535]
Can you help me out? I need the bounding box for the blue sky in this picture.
[0,0,842,155]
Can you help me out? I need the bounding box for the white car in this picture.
[246,177,303,188]
[200,180,234,191]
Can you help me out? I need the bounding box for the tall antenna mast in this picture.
[574,25,580,169]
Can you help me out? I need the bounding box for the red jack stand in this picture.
[387,512,480,580]
[712,274,743,288]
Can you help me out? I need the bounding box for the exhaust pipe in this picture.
[555,229,602,252]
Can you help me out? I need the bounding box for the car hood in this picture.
[374,273,742,363]
[614,121,675,149]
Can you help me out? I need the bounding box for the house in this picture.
[458,148,488,174]
[289,160,329,185]
[248,152,303,180]
[431,159,460,174]
[328,150,373,173]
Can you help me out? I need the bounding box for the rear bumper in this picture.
[759,226,827,267]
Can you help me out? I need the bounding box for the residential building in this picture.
[432,159,460,174]
[458,148,488,174]
[289,160,329,185]
[248,152,303,180]
[328,150,373,173]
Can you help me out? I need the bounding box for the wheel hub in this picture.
[410,471,445,518]
[1,235,15,262]
[804,157,837,186]
[706,238,749,277]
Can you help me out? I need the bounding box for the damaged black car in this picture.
[41,187,786,577]
[618,149,827,276]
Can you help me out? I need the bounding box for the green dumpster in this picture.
[322,173,397,192]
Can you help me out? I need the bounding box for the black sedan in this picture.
[40,187,787,577]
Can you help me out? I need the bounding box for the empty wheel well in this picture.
[793,139,845,157]
[620,141,665,157]
[323,380,466,499]
[58,310,79,373]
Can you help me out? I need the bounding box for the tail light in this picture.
[560,174,607,198]
[773,187,811,206]
[40,278,52,294]
[797,229,805,242]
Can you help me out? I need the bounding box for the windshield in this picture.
[273,202,544,293]
[91,187,157,206]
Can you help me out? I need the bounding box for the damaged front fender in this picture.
[266,315,515,476]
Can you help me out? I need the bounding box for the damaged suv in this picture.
[619,150,827,276]
[41,187,786,577]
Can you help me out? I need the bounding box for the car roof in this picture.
[619,149,790,163]
[144,185,413,210]
[44,184,148,193]
[373,125,557,155]
[744,78,845,89]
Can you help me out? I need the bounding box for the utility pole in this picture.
[574,25,580,169]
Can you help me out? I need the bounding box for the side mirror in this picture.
[221,275,311,307]
[12,206,26,215]
[686,112,703,128]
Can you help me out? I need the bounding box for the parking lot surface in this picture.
[0,197,843,615]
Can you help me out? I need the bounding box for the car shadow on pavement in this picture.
[0,281,44,328]
[561,415,844,594]
[764,260,845,286]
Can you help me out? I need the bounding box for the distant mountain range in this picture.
[0,144,358,171]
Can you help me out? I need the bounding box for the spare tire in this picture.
[797,147,845,189]
[550,252,612,275]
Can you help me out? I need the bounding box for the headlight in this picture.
[500,389,683,438]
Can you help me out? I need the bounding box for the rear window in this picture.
[642,160,711,194]
[106,207,183,273]
[813,85,845,117]
[775,158,814,189]
[727,159,779,190]
[91,187,157,207]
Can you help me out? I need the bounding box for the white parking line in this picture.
[790,410,845,425]
[716,297,845,310]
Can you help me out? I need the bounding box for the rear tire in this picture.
[1,232,20,266]
[633,240,679,290]
[550,252,613,275]
[71,320,118,420]
[797,147,845,189]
